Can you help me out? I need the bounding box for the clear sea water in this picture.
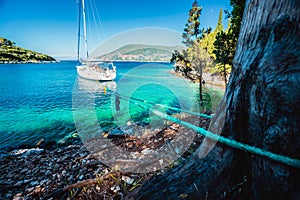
[0,61,223,150]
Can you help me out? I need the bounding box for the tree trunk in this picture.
[199,65,203,106]
[128,0,300,199]
[222,63,227,87]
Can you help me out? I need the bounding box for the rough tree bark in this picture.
[128,0,300,199]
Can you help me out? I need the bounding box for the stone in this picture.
[40,179,47,185]
[86,160,98,167]
[54,164,60,170]
[14,180,24,187]
[111,185,120,193]
[141,148,153,155]
[56,174,61,180]
[5,193,13,199]
[79,152,88,157]
[69,175,74,181]
[30,181,39,187]
[79,168,87,175]
[121,176,134,184]
[13,192,23,199]
[23,179,31,184]
[6,174,14,179]
[79,175,84,180]
[25,187,34,193]
[61,170,66,176]
[108,128,124,138]
[24,148,44,157]
[159,159,164,165]
[20,168,28,174]
[96,185,101,191]
[45,170,51,176]
[32,168,39,174]
[130,152,140,159]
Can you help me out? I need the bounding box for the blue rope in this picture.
[156,104,212,119]
[106,87,300,168]
[153,110,300,168]
[111,90,212,119]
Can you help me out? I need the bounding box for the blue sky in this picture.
[0,0,231,58]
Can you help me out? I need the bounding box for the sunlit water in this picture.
[0,61,223,150]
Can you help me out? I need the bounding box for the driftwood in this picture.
[63,171,121,191]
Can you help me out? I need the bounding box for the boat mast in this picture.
[77,0,82,63]
[82,0,89,60]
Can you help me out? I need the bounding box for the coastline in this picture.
[0,60,58,64]
[0,60,170,65]
[0,116,210,199]
[95,60,172,64]
[0,61,216,199]
[169,69,226,89]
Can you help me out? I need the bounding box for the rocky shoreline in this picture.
[1,139,156,200]
[169,69,226,88]
[0,60,57,64]
[0,116,210,200]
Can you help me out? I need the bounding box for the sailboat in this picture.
[76,0,116,81]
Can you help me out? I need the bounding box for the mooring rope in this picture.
[103,86,300,168]
[119,73,171,79]
[153,110,300,168]
[110,90,212,119]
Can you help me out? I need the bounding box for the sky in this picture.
[0,0,231,59]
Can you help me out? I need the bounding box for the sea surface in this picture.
[0,61,223,150]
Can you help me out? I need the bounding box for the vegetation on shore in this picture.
[0,37,56,63]
[171,0,245,87]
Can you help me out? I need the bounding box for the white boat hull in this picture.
[76,65,116,81]
[77,77,117,93]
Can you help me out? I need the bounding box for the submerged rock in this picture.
[108,128,124,138]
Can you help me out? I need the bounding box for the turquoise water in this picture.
[0,61,223,150]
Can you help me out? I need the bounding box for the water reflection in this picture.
[77,77,117,94]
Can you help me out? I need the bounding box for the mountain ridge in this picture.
[96,44,184,62]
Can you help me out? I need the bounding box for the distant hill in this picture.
[96,44,184,62]
[0,37,56,63]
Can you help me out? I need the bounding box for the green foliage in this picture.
[200,8,224,60]
[171,0,247,86]
[171,1,213,78]
[182,0,202,47]
[211,0,245,84]
[0,37,16,46]
[224,0,246,64]
[215,9,224,33]
[172,0,215,106]
[227,0,245,37]
[172,7,224,76]
[213,31,235,85]
[187,40,213,72]
[0,37,55,63]
[214,31,235,65]
[171,0,246,92]
[170,49,192,77]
